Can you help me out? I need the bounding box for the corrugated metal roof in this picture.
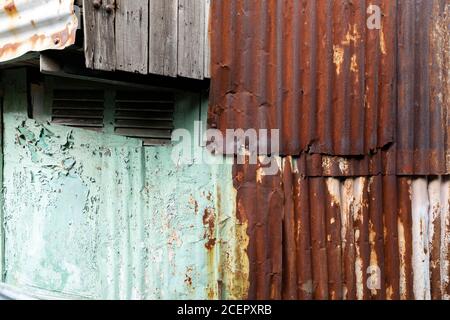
[0,0,78,63]
[209,0,449,175]
[233,157,450,300]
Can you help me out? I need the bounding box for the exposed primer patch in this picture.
[217,178,250,300]
[338,158,350,175]
[441,178,450,299]
[398,217,407,299]
[325,178,341,208]
[380,29,387,55]
[256,166,263,184]
[290,157,299,174]
[333,45,344,76]
[342,24,360,46]
[322,156,333,174]
[353,178,366,300]
[350,54,358,73]
[352,178,366,222]
[368,219,379,296]
[386,286,394,300]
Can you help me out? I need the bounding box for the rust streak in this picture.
[3,0,18,18]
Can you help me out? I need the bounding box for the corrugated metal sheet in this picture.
[234,157,450,300]
[209,0,450,175]
[0,0,78,63]
[287,150,450,177]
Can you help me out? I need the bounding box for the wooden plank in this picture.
[178,0,205,79]
[149,0,178,77]
[83,0,116,71]
[204,0,211,78]
[115,0,149,73]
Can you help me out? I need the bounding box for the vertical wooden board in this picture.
[115,0,149,74]
[178,0,205,79]
[0,87,3,282]
[83,0,116,71]
[149,0,178,77]
[83,0,95,68]
[204,0,211,78]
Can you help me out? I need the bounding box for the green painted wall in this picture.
[0,69,248,299]
[0,71,4,283]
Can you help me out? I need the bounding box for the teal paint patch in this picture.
[1,72,246,299]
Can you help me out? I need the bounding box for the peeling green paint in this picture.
[0,72,4,282]
[0,69,249,299]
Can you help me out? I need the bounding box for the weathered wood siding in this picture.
[83,0,210,79]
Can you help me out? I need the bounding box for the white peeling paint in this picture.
[411,179,431,300]
[439,179,450,299]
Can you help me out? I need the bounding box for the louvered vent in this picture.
[114,91,174,145]
[51,89,104,131]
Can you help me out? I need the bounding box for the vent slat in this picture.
[114,91,175,142]
[50,89,175,145]
[53,90,104,101]
[53,109,104,118]
[51,89,105,130]
[115,110,173,120]
[115,128,172,139]
[115,119,173,129]
[53,101,104,110]
[115,91,174,102]
[115,102,174,111]
[143,138,171,146]
[52,118,104,127]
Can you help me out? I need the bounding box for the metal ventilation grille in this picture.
[114,91,175,145]
[51,89,104,131]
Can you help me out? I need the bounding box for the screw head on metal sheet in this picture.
[93,0,102,9]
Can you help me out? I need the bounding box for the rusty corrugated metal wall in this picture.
[209,0,450,300]
[234,159,450,300]
[209,0,449,175]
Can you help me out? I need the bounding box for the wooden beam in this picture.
[178,0,205,80]
[40,51,209,92]
[149,0,178,77]
[83,0,116,71]
[115,0,149,73]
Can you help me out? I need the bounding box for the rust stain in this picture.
[3,0,18,18]
[188,195,199,214]
[0,42,20,59]
[203,207,216,250]
[333,45,344,76]
[184,267,193,287]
